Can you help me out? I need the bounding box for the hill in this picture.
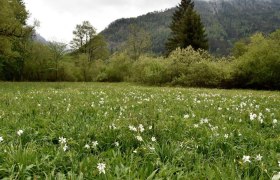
[101,0,280,55]
[33,33,48,44]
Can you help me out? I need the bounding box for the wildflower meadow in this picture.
[0,82,279,179]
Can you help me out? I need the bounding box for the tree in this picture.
[48,41,67,81]
[0,0,33,81]
[125,24,151,61]
[165,0,208,55]
[87,35,109,61]
[70,21,96,51]
[23,42,51,81]
[233,30,280,89]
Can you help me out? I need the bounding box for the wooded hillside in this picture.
[101,0,280,55]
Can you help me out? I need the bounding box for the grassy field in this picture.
[0,82,279,179]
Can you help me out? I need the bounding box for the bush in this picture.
[131,56,172,85]
[97,53,132,82]
[180,60,232,88]
[232,31,280,89]
[168,46,218,86]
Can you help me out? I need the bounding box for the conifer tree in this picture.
[165,0,208,55]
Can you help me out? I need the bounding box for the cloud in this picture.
[24,0,179,43]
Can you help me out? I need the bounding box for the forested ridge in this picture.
[101,0,280,55]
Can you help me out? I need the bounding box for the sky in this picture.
[23,0,180,43]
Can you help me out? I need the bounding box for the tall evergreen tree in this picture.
[165,0,208,55]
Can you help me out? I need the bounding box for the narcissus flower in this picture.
[97,163,106,174]
[92,141,98,148]
[242,155,251,163]
[136,135,143,142]
[255,154,262,161]
[59,137,67,144]
[17,130,24,136]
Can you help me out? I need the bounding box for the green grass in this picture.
[0,82,279,179]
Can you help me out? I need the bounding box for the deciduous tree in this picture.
[70,21,96,51]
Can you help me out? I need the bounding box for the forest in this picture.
[102,0,280,55]
[0,0,280,90]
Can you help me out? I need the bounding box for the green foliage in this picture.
[233,31,280,89]
[75,54,95,82]
[181,60,232,88]
[0,0,33,81]
[97,53,132,82]
[87,35,110,61]
[48,42,67,81]
[232,39,249,58]
[70,21,96,51]
[131,56,172,85]
[165,0,208,55]
[169,46,210,74]
[23,42,52,81]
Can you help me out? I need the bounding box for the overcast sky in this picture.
[23,0,180,43]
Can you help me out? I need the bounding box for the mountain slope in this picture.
[33,33,48,44]
[101,0,280,55]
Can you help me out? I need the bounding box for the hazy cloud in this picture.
[24,0,179,43]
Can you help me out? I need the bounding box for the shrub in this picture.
[181,60,232,88]
[168,46,215,86]
[131,56,172,85]
[232,31,280,89]
[97,53,132,82]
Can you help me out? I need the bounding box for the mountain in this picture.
[101,0,280,55]
[33,33,48,44]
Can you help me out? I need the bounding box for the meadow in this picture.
[0,82,279,179]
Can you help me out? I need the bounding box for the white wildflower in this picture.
[149,146,155,151]
[200,118,209,124]
[129,125,137,132]
[184,114,190,119]
[92,141,98,148]
[224,134,229,139]
[97,163,106,174]
[136,135,143,142]
[148,126,153,130]
[272,172,280,180]
[250,113,257,121]
[151,137,156,142]
[0,136,3,142]
[138,124,145,133]
[256,154,262,161]
[59,137,67,144]
[273,119,278,124]
[242,155,251,163]
[114,142,119,147]
[63,144,68,151]
[84,144,90,149]
[17,130,24,136]
[109,123,117,130]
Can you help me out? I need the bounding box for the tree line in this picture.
[0,0,279,90]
